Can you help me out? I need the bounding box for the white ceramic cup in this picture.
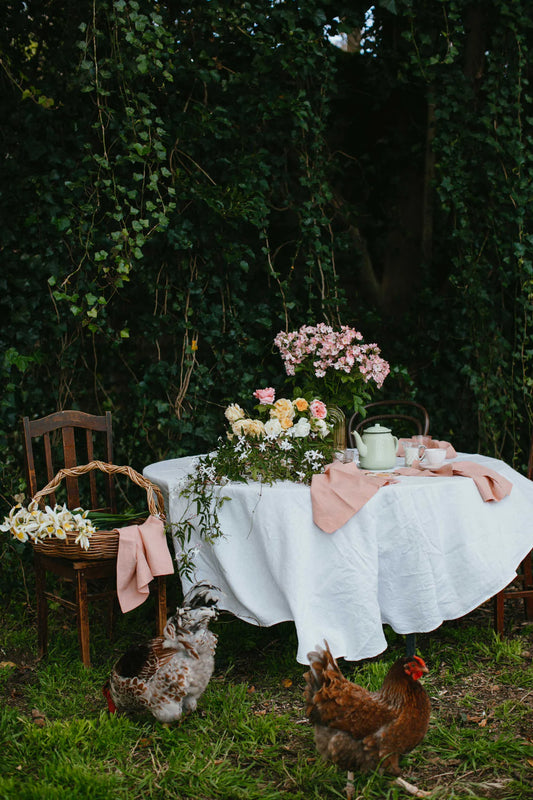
[421,447,447,467]
[404,443,426,467]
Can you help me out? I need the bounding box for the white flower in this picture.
[264,417,283,438]
[199,463,217,481]
[287,418,311,438]
[1,501,95,548]
[310,418,330,438]
[278,439,294,451]
[225,403,245,423]
[233,434,249,452]
[304,449,325,465]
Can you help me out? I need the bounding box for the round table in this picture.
[144,452,533,663]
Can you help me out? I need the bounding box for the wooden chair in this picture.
[23,410,167,667]
[348,400,430,448]
[493,436,533,634]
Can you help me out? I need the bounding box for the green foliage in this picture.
[0,0,345,498]
[1,0,532,539]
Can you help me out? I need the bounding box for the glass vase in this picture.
[328,404,347,454]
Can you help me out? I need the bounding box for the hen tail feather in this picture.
[304,640,342,693]
[182,582,220,610]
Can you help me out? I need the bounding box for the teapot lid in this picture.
[363,423,392,434]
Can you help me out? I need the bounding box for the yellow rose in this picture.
[272,398,295,421]
[243,419,266,437]
[279,416,293,430]
[293,397,309,412]
[225,403,245,423]
[232,418,265,438]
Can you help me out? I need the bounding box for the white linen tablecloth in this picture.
[144,453,533,664]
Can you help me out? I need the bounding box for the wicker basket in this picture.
[31,460,166,561]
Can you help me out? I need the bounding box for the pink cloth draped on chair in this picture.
[116,515,174,612]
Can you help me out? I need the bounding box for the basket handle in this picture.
[31,460,166,519]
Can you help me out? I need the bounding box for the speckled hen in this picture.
[103,583,219,723]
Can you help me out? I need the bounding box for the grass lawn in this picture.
[1,576,532,800]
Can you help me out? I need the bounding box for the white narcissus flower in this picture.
[1,501,96,548]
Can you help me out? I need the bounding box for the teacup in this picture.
[421,447,447,468]
[403,443,426,467]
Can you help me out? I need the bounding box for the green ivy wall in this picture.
[1,0,532,511]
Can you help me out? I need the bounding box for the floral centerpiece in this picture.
[171,389,339,577]
[1,502,97,550]
[220,388,336,483]
[274,323,390,413]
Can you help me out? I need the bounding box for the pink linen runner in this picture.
[311,461,397,534]
[311,458,513,534]
[116,515,174,612]
[396,460,513,502]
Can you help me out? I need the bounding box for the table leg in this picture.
[405,633,417,657]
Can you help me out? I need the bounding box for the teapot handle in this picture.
[393,435,399,454]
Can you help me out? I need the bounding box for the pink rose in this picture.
[309,399,327,419]
[253,387,276,404]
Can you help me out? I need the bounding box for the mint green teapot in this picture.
[352,423,398,470]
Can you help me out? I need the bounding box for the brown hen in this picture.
[304,642,431,798]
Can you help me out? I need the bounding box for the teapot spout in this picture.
[353,430,367,456]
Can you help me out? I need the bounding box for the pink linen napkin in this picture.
[397,438,457,459]
[395,460,513,502]
[311,461,397,534]
[116,515,174,613]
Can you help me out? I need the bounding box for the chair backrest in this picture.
[23,410,116,512]
[348,400,430,448]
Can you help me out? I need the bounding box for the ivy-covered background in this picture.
[1,0,532,509]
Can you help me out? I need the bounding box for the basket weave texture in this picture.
[31,460,165,561]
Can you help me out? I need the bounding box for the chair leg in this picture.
[34,554,48,659]
[494,592,505,635]
[106,594,115,641]
[76,569,91,667]
[524,594,533,621]
[522,556,533,620]
[156,575,167,635]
